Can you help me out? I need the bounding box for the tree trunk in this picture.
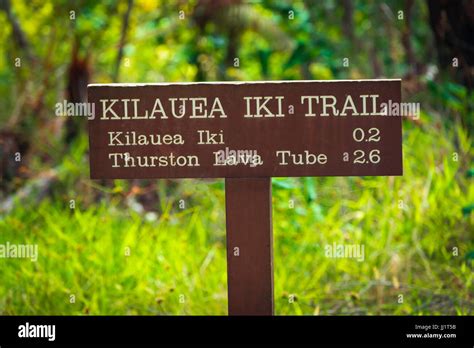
[427,0,474,88]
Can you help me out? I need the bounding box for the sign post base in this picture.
[225,178,274,315]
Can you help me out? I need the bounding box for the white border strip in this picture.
[88,79,401,88]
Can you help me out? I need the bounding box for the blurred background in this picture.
[0,0,472,315]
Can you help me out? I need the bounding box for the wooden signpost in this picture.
[87,80,402,315]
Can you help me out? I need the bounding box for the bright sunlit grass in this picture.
[0,118,472,315]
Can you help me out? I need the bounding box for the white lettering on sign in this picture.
[99,95,386,121]
[107,131,184,146]
[108,152,200,168]
[300,94,383,116]
[276,151,328,165]
[100,97,227,120]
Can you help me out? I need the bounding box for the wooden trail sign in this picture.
[87,79,402,315]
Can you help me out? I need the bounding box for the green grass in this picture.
[0,117,472,315]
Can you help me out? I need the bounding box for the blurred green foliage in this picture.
[0,0,472,315]
[0,120,472,315]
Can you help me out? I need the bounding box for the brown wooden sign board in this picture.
[87,79,403,315]
[88,80,402,179]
